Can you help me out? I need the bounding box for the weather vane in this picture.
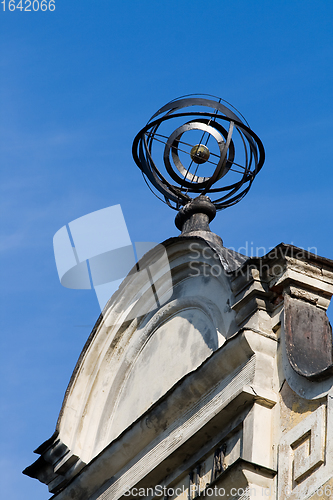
[132,94,265,230]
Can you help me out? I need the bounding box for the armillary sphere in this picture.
[132,94,265,211]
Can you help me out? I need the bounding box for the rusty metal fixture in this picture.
[132,94,265,211]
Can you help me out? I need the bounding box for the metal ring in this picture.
[164,121,226,185]
[132,95,265,211]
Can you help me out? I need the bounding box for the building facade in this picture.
[24,220,333,500]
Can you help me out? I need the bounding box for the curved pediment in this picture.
[53,237,239,465]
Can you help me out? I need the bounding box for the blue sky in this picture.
[1,1,333,498]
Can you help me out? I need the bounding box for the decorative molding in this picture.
[231,243,333,395]
[22,434,85,494]
[212,444,226,481]
[278,394,333,500]
[293,406,325,483]
[94,357,257,500]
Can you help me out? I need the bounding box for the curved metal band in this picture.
[132,108,265,210]
[164,121,226,186]
[150,98,243,126]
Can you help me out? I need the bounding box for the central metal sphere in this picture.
[190,144,210,164]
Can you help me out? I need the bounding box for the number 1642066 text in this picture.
[1,0,55,11]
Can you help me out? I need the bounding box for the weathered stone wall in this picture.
[24,239,333,500]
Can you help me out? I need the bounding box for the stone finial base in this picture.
[175,195,216,234]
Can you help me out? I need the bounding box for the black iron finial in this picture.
[132,94,265,229]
